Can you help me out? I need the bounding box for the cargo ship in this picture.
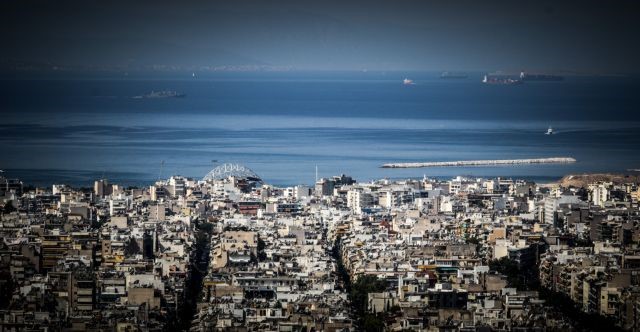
[133,90,186,99]
[520,71,564,81]
[440,71,468,79]
[482,75,522,85]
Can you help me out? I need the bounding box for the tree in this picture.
[489,257,522,288]
[257,236,267,261]
[350,275,387,329]
[197,222,214,233]
[489,255,541,291]
[124,237,141,256]
[362,313,384,332]
[0,272,15,309]
[333,237,386,330]
[3,201,16,214]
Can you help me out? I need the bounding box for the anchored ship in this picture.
[520,71,564,81]
[133,90,186,99]
[440,72,468,79]
[482,75,522,85]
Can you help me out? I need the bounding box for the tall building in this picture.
[294,185,311,199]
[168,176,186,197]
[544,197,558,225]
[150,185,167,201]
[347,188,374,214]
[94,179,112,199]
[332,174,355,186]
[448,179,462,195]
[589,184,609,207]
[315,178,335,197]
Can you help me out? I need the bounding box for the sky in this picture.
[2,0,640,73]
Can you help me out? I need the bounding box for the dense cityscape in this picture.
[4,0,640,331]
[1,165,639,331]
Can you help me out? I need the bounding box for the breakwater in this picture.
[381,157,576,168]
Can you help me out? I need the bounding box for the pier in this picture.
[381,157,576,168]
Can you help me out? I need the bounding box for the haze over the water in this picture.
[2,0,640,73]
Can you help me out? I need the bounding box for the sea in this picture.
[1,71,640,187]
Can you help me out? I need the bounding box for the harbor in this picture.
[381,157,577,168]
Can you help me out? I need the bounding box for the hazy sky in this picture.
[3,0,639,72]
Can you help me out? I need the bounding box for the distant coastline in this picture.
[558,173,640,187]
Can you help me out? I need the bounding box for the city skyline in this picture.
[2,1,640,331]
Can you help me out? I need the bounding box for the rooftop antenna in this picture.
[315,165,318,183]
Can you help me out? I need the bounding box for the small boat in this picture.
[545,127,555,135]
[403,78,415,85]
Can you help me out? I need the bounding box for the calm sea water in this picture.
[1,72,639,187]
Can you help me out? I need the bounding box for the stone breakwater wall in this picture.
[381,157,576,168]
